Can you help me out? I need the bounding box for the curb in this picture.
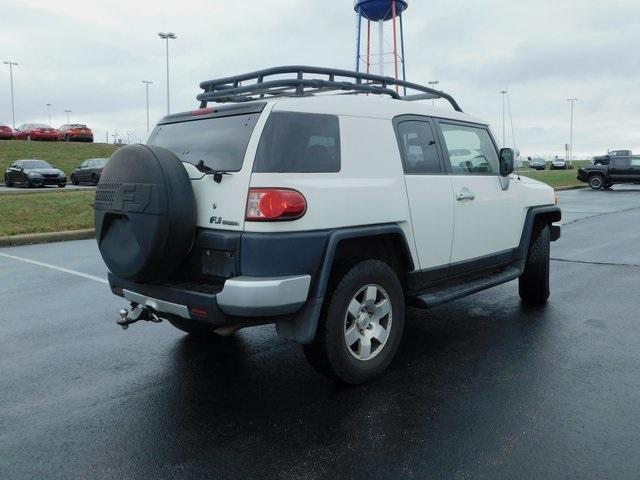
[554,185,586,191]
[0,186,96,196]
[0,229,95,247]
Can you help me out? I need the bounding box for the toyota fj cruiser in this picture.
[95,66,561,384]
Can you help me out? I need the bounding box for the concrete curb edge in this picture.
[0,229,95,247]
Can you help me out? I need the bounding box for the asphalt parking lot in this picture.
[1,186,639,479]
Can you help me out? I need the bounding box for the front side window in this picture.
[439,123,499,174]
[253,112,340,173]
[395,120,442,174]
[630,159,640,168]
[148,114,260,172]
[613,158,631,169]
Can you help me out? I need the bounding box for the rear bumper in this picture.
[109,272,311,325]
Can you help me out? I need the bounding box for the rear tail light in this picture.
[245,188,306,221]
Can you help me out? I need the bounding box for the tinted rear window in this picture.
[253,112,340,173]
[147,114,260,172]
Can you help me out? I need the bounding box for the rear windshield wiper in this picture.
[194,160,230,183]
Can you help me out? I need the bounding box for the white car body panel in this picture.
[179,94,554,271]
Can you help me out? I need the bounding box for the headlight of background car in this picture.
[58,172,66,178]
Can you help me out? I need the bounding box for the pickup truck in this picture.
[578,156,640,189]
[593,150,633,165]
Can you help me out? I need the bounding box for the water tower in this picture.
[354,0,408,84]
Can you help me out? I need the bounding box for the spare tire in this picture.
[94,144,196,282]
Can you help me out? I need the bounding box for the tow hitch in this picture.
[117,304,163,330]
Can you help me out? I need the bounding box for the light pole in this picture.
[3,61,18,129]
[157,32,177,114]
[142,80,153,132]
[428,80,439,107]
[567,98,578,166]
[46,103,54,126]
[64,109,71,124]
[500,90,508,146]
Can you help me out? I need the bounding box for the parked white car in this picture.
[551,156,567,169]
[94,66,561,384]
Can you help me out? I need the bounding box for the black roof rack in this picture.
[197,66,462,112]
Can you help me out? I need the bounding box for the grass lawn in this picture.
[519,160,588,188]
[0,141,117,176]
[0,191,95,236]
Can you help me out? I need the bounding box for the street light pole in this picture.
[64,110,71,124]
[3,61,18,129]
[157,32,177,115]
[567,98,578,166]
[142,80,153,132]
[500,90,507,146]
[428,80,439,107]
[46,103,54,126]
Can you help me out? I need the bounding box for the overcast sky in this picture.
[1,0,638,157]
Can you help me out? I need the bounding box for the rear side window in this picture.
[395,120,442,174]
[253,112,340,173]
[148,114,260,172]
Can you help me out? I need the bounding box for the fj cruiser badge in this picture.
[209,216,239,226]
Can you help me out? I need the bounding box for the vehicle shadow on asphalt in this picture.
[143,293,558,475]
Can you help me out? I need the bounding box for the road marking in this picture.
[0,252,108,284]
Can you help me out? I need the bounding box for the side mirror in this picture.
[499,148,515,176]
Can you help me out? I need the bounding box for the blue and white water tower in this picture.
[354,0,408,82]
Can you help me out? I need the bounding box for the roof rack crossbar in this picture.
[197,66,462,112]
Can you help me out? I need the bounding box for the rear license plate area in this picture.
[202,250,236,278]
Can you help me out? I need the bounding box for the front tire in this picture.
[303,259,405,384]
[4,176,12,187]
[71,174,79,185]
[519,223,551,305]
[589,175,604,189]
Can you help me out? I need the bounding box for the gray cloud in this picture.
[1,0,638,157]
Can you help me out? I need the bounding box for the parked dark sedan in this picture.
[4,159,66,188]
[70,158,108,185]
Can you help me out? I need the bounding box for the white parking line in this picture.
[0,252,108,284]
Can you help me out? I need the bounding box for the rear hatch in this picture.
[147,102,268,231]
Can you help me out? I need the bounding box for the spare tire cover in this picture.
[94,144,196,282]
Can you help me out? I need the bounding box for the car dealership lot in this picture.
[1,186,639,479]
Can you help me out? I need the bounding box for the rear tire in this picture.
[589,175,604,190]
[519,223,551,305]
[303,259,405,384]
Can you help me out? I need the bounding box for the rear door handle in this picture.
[456,188,475,201]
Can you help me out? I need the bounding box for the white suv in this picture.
[95,67,561,384]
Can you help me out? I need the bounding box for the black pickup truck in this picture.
[578,156,640,189]
[593,150,633,165]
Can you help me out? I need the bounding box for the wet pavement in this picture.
[1,186,639,479]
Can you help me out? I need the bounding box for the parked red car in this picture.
[14,123,60,141]
[58,124,94,142]
[0,124,13,139]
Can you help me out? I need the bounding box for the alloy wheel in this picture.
[343,283,392,361]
